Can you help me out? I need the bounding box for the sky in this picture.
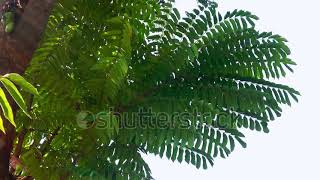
[143,0,320,179]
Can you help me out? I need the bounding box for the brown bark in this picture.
[13,128,27,158]
[0,0,56,178]
[0,117,15,180]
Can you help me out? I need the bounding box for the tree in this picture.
[0,0,299,179]
[0,0,56,179]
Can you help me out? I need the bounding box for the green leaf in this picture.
[219,148,226,158]
[159,144,165,158]
[196,154,201,169]
[4,73,39,95]
[202,156,208,169]
[177,148,184,163]
[229,135,235,151]
[166,144,172,159]
[191,152,196,165]
[213,145,218,157]
[185,150,191,164]
[171,146,178,161]
[0,88,15,127]
[0,78,31,118]
[173,8,181,19]
[235,136,247,148]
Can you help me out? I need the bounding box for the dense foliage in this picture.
[0,73,38,133]
[3,0,299,179]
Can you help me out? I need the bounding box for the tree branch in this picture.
[0,0,57,73]
[13,128,27,158]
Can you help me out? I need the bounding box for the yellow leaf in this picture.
[0,116,5,133]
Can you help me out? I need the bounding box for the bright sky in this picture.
[144,0,320,179]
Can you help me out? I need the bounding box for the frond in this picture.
[13,0,299,179]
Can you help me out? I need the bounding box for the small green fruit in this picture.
[3,12,14,21]
[5,22,14,33]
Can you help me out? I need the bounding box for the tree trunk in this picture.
[0,0,56,178]
[0,117,15,180]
